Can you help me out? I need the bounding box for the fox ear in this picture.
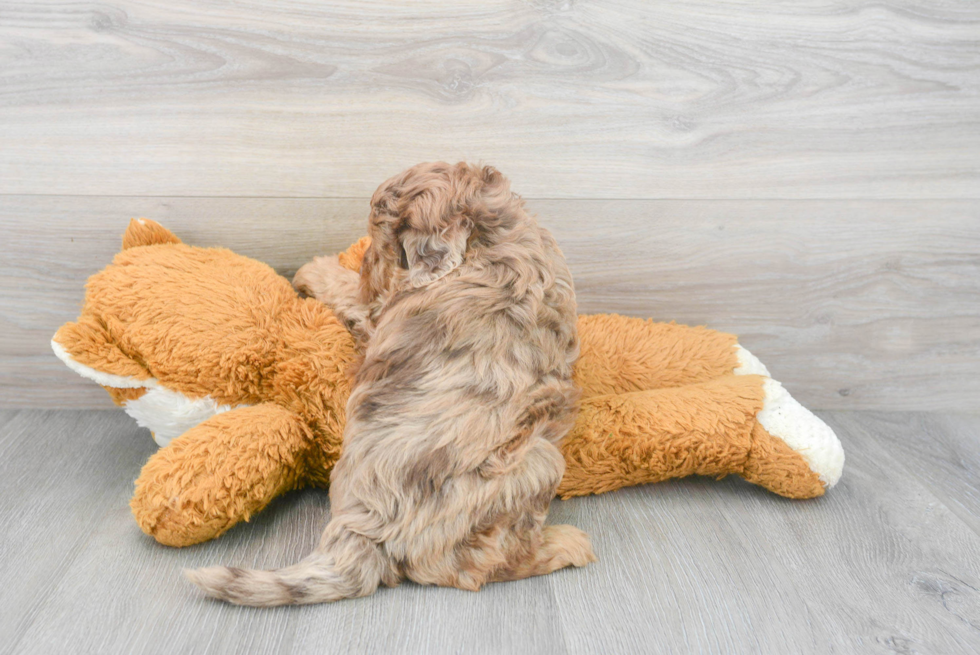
[52,316,151,388]
[337,236,372,272]
[122,218,182,250]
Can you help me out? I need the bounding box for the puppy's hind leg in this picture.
[488,440,596,584]
[491,524,597,583]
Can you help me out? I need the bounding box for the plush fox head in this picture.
[52,219,359,446]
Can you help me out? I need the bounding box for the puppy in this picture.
[186,162,594,606]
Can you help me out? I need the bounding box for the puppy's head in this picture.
[361,161,515,300]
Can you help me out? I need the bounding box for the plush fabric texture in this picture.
[52,220,842,547]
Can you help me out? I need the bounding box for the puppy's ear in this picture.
[396,165,476,287]
[400,222,470,287]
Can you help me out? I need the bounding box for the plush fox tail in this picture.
[184,522,388,607]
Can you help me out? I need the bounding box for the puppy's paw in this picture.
[543,524,597,567]
[293,255,350,302]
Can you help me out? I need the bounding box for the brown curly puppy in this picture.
[186,162,595,606]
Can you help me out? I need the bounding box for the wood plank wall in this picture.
[1,1,978,410]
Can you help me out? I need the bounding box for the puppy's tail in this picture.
[184,522,388,607]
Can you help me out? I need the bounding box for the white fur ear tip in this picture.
[51,339,154,389]
[136,218,147,225]
[733,345,770,377]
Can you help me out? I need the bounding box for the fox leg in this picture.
[558,374,842,500]
[131,403,314,547]
[574,315,740,397]
[738,377,844,496]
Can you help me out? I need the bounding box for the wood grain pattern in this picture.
[3,410,980,654]
[0,1,978,198]
[2,196,976,411]
[845,412,980,538]
[0,411,158,649]
[0,410,18,433]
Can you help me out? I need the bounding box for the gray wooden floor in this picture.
[2,409,979,654]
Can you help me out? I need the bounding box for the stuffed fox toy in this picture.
[52,219,844,548]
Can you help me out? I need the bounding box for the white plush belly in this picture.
[123,386,234,447]
[51,338,238,447]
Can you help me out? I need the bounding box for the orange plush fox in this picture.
[52,219,844,548]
